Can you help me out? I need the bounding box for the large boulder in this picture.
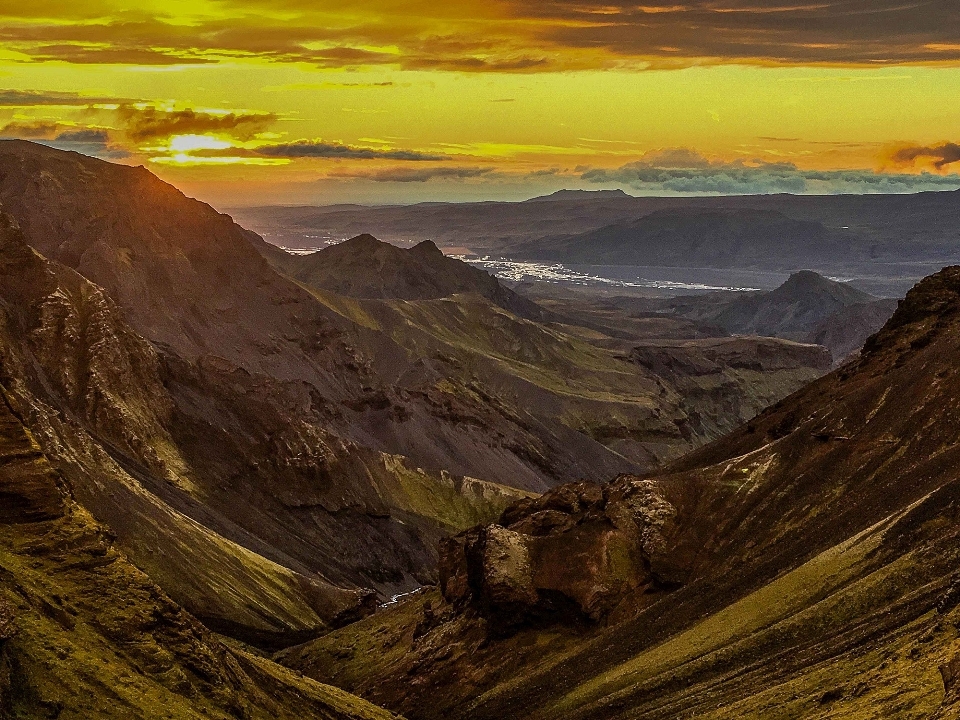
[438,476,691,632]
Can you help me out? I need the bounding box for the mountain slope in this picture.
[0,381,400,720]
[804,297,901,364]
[0,140,829,648]
[709,269,874,337]
[284,266,960,720]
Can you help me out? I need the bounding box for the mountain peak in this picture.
[341,233,384,249]
[863,265,960,356]
[526,188,631,203]
[771,269,873,305]
[410,239,443,257]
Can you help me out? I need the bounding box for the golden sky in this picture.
[2,0,960,205]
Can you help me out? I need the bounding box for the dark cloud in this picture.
[582,147,960,195]
[528,168,563,177]
[256,140,448,161]
[44,128,129,159]
[888,142,960,171]
[330,166,494,182]
[521,0,960,66]
[1,1,953,71]
[0,89,125,106]
[117,106,276,141]
[0,120,60,138]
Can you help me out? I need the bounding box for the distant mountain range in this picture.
[233,189,960,285]
[512,209,860,270]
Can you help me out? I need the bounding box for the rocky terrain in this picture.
[0,370,401,720]
[282,265,960,719]
[0,140,829,656]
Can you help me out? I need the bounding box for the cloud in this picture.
[581,147,960,195]
[0,120,61,138]
[886,142,960,171]
[0,89,126,106]
[522,0,960,67]
[3,1,959,71]
[0,126,132,160]
[255,140,448,161]
[329,166,495,182]
[117,106,277,141]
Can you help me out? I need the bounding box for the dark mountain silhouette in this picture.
[233,190,960,281]
[514,209,860,270]
[524,189,632,203]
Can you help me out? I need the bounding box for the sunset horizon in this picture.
[3,1,960,207]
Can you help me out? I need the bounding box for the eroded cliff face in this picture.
[284,266,960,720]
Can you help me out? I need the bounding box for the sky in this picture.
[2,0,960,206]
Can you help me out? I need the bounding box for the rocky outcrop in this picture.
[438,477,691,632]
[0,382,64,523]
[0,598,15,643]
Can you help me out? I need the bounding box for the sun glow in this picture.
[168,134,232,152]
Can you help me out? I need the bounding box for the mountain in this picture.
[654,270,897,362]
[282,266,960,720]
[805,297,901,365]
[0,141,828,650]
[0,374,400,720]
[513,209,859,270]
[232,191,960,279]
[710,270,875,336]
[668,270,872,334]
[265,233,545,320]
